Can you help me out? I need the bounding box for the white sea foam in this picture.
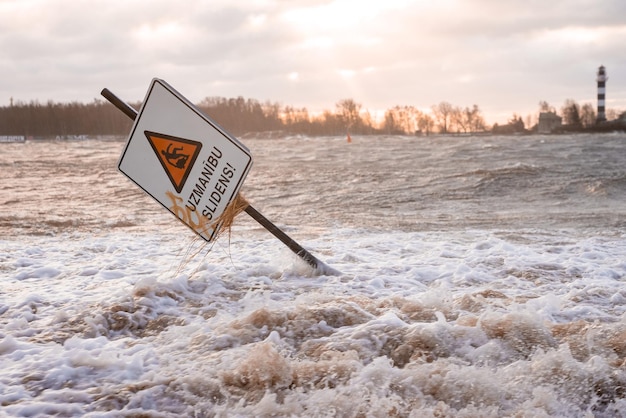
[2,135,626,416]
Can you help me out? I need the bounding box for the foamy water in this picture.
[1,134,626,417]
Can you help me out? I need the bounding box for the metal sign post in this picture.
[101,86,336,274]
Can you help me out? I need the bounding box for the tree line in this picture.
[0,96,621,138]
[0,100,136,138]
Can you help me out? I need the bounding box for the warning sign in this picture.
[118,79,253,241]
[145,131,202,193]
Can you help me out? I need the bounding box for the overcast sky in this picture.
[2,0,626,124]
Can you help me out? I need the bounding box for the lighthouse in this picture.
[596,65,608,123]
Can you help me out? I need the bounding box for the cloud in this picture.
[1,0,625,123]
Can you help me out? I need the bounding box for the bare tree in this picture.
[282,105,298,125]
[450,106,464,133]
[335,99,362,133]
[525,114,534,130]
[606,108,623,121]
[360,109,376,135]
[431,102,454,133]
[383,107,402,134]
[468,105,488,132]
[561,99,582,127]
[538,101,555,113]
[400,106,418,133]
[282,106,313,133]
[579,103,596,127]
[450,104,486,133]
[509,113,525,132]
[417,112,434,135]
[383,105,434,135]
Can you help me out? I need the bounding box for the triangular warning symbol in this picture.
[144,130,202,193]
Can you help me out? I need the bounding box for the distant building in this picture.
[0,135,25,143]
[592,110,626,132]
[538,112,562,134]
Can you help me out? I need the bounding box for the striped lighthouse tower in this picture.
[596,65,608,123]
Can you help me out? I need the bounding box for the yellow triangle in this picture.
[144,130,203,193]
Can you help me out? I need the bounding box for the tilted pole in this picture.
[101,88,335,273]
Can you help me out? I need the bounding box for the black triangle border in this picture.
[144,130,203,193]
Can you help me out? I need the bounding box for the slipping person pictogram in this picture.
[161,143,189,169]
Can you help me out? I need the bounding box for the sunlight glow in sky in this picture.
[1,0,626,124]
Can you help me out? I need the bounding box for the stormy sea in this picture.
[1,132,626,417]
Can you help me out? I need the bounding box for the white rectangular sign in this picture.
[118,78,253,241]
